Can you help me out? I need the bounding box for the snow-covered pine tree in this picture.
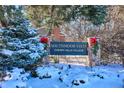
[0,17,46,68]
[0,28,5,70]
[0,28,4,50]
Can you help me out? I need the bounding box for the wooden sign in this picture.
[49,38,100,66]
[50,42,88,55]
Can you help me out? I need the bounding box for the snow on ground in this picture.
[0,63,124,88]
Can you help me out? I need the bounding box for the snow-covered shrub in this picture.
[0,18,47,68]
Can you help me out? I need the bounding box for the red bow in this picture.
[40,37,49,44]
[90,37,97,46]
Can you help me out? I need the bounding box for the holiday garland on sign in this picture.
[40,37,49,57]
[92,42,99,56]
[89,37,99,55]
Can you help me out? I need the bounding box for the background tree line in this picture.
[0,5,123,66]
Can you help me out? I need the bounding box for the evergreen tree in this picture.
[0,17,46,68]
[26,5,108,35]
[0,29,4,49]
[0,5,24,27]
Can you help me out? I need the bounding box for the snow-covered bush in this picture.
[0,18,47,68]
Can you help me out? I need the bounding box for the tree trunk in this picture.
[0,6,8,27]
[47,5,55,38]
[0,20,8,27]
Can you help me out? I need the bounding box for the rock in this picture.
[66,74,68,76]
[117,74,120,78]
[59,77,63,82]
[16,86,19,88]
[97,74,100,77]
[58,72,61,74]
[42,73,51,78]
[80,80,85,84]
[72,80,80,86]
[30,70,38,78]
[97,74,104,79]
[68,65,71,69]
[39,76,43,80]
[100,76,104,79]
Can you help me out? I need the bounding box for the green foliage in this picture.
[26,5,108,30]
[92,42,99,56]
[0,5,108,28]
[0,5,24,27]
[64,5,108,25]
[0,17,46,68]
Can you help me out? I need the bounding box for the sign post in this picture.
[87,38,93,67]
[87,37,101,66]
